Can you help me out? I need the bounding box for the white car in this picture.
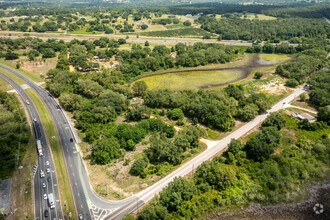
[46,161,49,166]
[42,183,46,188]
[40,170,45,178]
[46,168,50,173]
[33,118,37,122]
[43,194,47,200]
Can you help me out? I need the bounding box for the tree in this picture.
[42,48,56,58]
[159,177,196,212]
[16,62,20,69]
[138,202,168,220]
[285,79,299,88]
[141,24,148,30]
[245,126,280,162]
[167,108,184,120]
[130,157,149,177]
[183,20,192,26]
[299,93,307,101]
[226,139,243,156]
[5,51,19,60]
[132,81,148,96]
[145,41,149,47]
[262,112,286,130]
[254,72,263,79]
[317,107,330,124]
[239,104,259,122]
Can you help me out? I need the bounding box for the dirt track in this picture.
[132,54,287,89]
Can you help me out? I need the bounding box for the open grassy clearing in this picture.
[0,59,44,83]
[258,53,292,63]
[241,13,277,20]
[139,27,209,37]
[0,67,26,85]
[138,69,243,91]
[0,76,12,91]
[25,88,76,219]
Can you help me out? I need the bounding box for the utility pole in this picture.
[106,179,108,196]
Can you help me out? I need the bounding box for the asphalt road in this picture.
[0,63,307,220]
[0,72,63,220]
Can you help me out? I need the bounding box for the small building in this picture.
[292,112,317,123]
[93,56,99,60]
[300,113,317,123]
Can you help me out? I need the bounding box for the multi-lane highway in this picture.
[0,62,307,220]
[0,72,63,220]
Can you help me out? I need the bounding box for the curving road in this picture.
[0,72,63,220]
[0,63,308,220]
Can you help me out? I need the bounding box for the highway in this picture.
[0,72,63,220]
[0,63,307,220]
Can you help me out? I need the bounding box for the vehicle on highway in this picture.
[42,182,46,188]
[44,210,49,217]
[43,194,47,200]
[46,168,50,173]
[33,118,37,122]
[36,140,43,156]
[25,99,30,105]
[70,138,73,142]
[46,160,49,165]
[79,214,84,220]
[47,176,51,182]
[56,105,60,109]
[40,170,45,178]
[48,193,55,209]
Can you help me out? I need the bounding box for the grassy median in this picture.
[25,88,76,219]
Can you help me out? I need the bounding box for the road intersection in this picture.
[0,63,307,220]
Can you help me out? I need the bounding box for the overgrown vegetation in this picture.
[0,91,29,180]
[137,112,330,219]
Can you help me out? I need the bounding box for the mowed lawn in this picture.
[138,69,243,90]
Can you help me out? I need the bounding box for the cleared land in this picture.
[138,69,243,90]
[137,53,292,91]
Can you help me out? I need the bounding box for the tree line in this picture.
[0,91,29,180]
[134,112,329,220]
[198,15,330,41]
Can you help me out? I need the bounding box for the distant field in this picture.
[258,54,292,63]
[140,28,209,37]
[166,24,189,29]
[137,69,243,91]
[241,14,277,20]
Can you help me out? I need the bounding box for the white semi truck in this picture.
[48,193,55,209]
[37,140,43,156]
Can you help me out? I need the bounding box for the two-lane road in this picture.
[0,72,63,220]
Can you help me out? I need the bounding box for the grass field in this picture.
[0,59,44,83]
[0,76,12,91]
[241,14,277,20]
[137,69,243,91]
[0,67,26,85]
[166,24,189,30]
[139,28,209,37]
[25,88,76,219]
[258,54,292,62]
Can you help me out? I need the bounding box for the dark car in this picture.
[70,138,73,142]
[47,176,51,182]
[44,210,49,217]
